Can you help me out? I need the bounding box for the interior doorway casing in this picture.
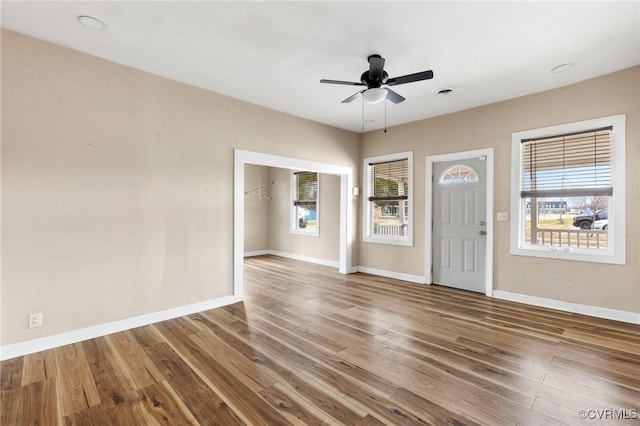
[425,149,494,297]
[233,149,354,298]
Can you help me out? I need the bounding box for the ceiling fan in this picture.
[320,54,433,104]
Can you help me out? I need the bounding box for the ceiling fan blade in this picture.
[320,79,366,86]
[386,70,434,86]
[341,90,365,104]
[385,89,406,104]
[368,55,385,82]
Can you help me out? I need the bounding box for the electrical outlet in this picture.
[29,312,43,328]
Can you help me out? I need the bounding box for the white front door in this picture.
[432,158,487,293]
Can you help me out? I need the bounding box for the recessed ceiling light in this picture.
[77,15,107,31]
[437,88,453,95]
[551,63,575,73]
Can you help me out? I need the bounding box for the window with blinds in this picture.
[292,171,318,234]
[293,172,318,206]
[363,152,413,245]
[369,159,409,202]
[511,114,626,264]
[520,127,612,199]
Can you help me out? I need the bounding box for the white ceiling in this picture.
[2,1,639,133]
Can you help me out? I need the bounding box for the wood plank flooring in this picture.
[2,255,640,425]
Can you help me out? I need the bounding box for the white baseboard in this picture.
[356,266,425,284]
[0,295,242,361]
[493,290,640,325]
[244,250,270,257]
[265,250,340,269]
[250,256,424,284]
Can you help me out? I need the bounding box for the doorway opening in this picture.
[233,149,354,298]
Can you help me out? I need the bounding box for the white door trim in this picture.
[234,149,354,298]
[425,148,494,296]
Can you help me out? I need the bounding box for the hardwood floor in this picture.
[2,255,639,425]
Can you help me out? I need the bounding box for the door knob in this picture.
[479,230,487,235]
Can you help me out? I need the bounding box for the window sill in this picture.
[363,235,413,247]
[511,245,625,265]
[291,229,319,237]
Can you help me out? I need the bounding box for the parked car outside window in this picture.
[593,218,608,230]
[572,209,607,230]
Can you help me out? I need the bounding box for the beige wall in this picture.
[0,30,359,346]
[244,165,271,253]
[268,168,340,262]
[360,66,640,314]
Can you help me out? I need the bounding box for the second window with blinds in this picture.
[291,171,319,236]
[363,151,413,246]
[511,114,626,264]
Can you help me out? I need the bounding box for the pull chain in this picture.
[384,97,387,133]
[361,95,365,132]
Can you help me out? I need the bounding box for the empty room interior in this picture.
[1,2,639,425]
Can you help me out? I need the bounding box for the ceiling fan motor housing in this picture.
[360,70,389,88]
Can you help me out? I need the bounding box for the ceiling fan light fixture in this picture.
[364,88,387,104]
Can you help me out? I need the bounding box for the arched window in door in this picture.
[439,164,479,184]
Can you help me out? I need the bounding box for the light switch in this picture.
[497,212,509,222]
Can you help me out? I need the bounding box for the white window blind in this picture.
[293,172,318,206]
[520,126,612,199]
[368,159,409,201]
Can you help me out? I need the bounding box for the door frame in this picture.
[425,148,494,296]
[234,149,354,299]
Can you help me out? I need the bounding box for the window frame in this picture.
[291,170,319,236]
[363,151,414,246]
[510,114,626,264]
